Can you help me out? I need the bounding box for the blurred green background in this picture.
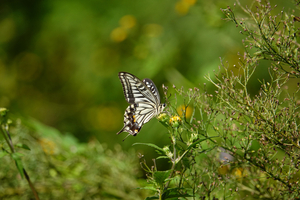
[0,0,295,151]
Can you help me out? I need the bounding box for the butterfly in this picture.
[117,72,165,139]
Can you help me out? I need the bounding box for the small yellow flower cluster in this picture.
[232,167,247,180]
[158,113,183,128]
[218,165,248,181]
[218,165,230,175]
[169,115,182,128]
[175,0,197,15]
[157,113,169,123]
[110,15,136,42]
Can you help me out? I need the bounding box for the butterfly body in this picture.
[117,72,165,137]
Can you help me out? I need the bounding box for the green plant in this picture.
[138,0,300,199]
[0,111,150,200]
[0,108,40,200]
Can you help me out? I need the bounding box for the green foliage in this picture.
[0,0,225,145]
[222,0,300,78]
[1,0,300,199]
[0,112,149,199]
[137,0,300,199]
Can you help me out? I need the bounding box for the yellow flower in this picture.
[157,113,169,123]
[232,167,246,180]
[218,165,230,175]
[169,115,182,128]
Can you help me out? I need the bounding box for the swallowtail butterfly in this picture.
[117,72,165,138]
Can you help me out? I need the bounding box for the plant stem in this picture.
[165,128,177,189]
[0,125,15,153]
[1,125,40,200]
[24,169,40,200]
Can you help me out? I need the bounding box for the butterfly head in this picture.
[159,103,166,113]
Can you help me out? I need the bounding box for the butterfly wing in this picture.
[118,72,158,105]
[143,78,161,104]
[117,72,160,136]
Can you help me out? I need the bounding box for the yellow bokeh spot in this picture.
[143,24,163,37]
[175,1,190,15]
[119,15,136,29]
[177,105,193,118]
[110,27,127,42]
[183,0,197,6]
[175,0,197,15]
[39,138,56,155]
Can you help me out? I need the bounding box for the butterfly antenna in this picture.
[122,133,131,141]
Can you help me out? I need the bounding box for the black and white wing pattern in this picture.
[117,72,165,137]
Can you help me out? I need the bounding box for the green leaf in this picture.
[133,143,164,153]
[176,140,187,151]
[11,153,24,178]
[15,143,31,150]
[11,152,24,157]
[153,170,171,187]
[181,157,190,168]
[162,188,193,199]
[0,151,8,158]
[137,186,157,191]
